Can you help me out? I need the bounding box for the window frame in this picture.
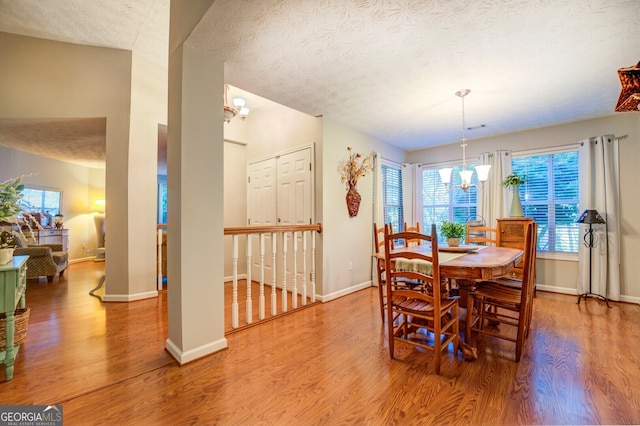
[510,144,581,260]
[19,185,63,228]
[380,161,404,234]
[419,159,481,243]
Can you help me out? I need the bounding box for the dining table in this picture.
[381,244,523,282]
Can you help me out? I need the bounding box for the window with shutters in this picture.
[421,164,478,243]
[381,164,403,233]
[511,148,579,253]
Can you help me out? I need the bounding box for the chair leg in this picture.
[378,279,385,322]
[47,275,54,283]
[59,269,65,277]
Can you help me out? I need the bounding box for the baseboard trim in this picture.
[318,280,372,303]
[165,336,228,365]
[535,284,639,305]
[102,290,158,302]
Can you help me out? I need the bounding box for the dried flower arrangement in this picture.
[339,147,373,217]
[339,147,373,190]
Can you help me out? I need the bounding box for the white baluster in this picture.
[282,232,288,313]
[292,231,298,309]
[246,235,252,324]
[232,234,239,328]
[301,231,307,305]
[259,233,265,320]
[311,230,316,302]
[271,232,277,316]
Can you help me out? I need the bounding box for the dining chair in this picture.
[373,222,393,322]
[384,223,460,374]
[465,222,537,362]
[466,222,498,246]
[403,222,421,246]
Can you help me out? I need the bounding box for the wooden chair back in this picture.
[466,223,498,246]
[373,222,392,322]
[403,222,422,246]
[383,223,460,374]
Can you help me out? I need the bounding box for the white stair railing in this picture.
[156,223,322,330]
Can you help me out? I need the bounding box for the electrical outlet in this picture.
[348,260,353,270]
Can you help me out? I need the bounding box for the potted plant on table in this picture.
[502,172,527,217]
[440,221,466,247]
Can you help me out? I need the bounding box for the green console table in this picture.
[0,255,28,381]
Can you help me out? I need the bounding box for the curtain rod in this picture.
[373,152,403,167]
[581,134,628,145]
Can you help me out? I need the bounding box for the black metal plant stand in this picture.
[576,210,611,308]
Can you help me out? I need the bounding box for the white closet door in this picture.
[248,157,277,283]
[247,147,312,287]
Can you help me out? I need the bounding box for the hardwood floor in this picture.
[1,261,639,425]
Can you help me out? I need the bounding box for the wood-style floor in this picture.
[1,261,640,425]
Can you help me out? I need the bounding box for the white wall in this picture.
[407,114,640,300]
[223,140,247,277]
[320,119,406,300]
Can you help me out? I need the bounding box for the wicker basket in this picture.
[0,307,30,351]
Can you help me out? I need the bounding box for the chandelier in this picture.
[438,89,491,192]
[223,84,250,123]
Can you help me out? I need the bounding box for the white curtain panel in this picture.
[577,136,621,300]
[401,163,418,229]
[478,150,512,227]
[372,153,384,284]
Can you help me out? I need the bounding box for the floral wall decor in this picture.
[339,147,373,217]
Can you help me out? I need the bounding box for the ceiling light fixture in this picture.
[615,61,640,112]
[223,83,250,123]
[438,89,491,192]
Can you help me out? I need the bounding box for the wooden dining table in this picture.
[378,244,523,283]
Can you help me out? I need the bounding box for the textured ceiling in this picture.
[0,0,638,168]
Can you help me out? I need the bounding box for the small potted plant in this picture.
[440,221,466,247]
[502,172,527,217]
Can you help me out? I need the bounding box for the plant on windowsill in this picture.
[502,172,527,217]
[440,221,466,247]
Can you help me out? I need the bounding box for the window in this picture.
[421,164,478,243]
[511,149,579,253]
[381,164,403,233]
[157,181,167,224]
[20,186,62,227]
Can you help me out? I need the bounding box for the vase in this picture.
[446,238,461,247]
[510,186,524,217]
[0,248,14,265]
[346,186,362,217]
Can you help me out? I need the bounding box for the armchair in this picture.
[11,231,68,282]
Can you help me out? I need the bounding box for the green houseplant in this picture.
[0,177,25,222]
[440,221,466,247]
[501,172,526,217]
[0,177,25,264]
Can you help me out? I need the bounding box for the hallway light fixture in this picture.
[224,84,250,123]
[438,89,491,192]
